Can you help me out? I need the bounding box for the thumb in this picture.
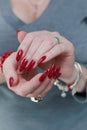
[16,30,27,43]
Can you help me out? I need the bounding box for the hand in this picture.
[16,30,76,84]
[2,31,55,98]
[3,51,56,97]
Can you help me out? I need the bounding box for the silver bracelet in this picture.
[54,62,82,97]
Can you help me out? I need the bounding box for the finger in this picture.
[16,32,37,62]
[40,79,55,97]
[17,30,27,43]
[26,64,59,97]
[30,39,55,61]
[18,37,43,72]
[11,64,60,97]
[10,73,46,97]
[3,52,19,88]
[24,39,56,72]
[26,77,51,98]
[25,36,43,60]
[42,36,74,63]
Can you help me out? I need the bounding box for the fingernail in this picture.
[39,71,48,82]
[26,60,36,72]
[16,30,21,35]
[37,56,46,64]
[9,77,14,87]
[16,49,23,62]
[19,59,28,72]
[53,67,61,79]
[47,64,55,79]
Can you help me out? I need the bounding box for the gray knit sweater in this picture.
[0,0,87,130]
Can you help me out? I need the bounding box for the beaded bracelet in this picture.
[54,62,82,98]
[0,50,14,72]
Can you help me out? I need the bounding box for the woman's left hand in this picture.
[16,30,75,84]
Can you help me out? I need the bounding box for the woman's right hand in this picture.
[3,51,55,98]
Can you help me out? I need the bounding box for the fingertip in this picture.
[9,75,19,87]
[16,30,27,43]
[16,30,21,35]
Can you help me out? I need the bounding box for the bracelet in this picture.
[0,50,14,72]
[54,62,82,98]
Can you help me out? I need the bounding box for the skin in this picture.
[1,1,87,98]
[10,0,51,24]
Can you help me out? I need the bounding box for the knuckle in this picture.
[35,36,42,41]
[60,44,65,52]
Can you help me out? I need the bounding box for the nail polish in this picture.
[39,71,48,82]
[47,64,55,79]
[26,60,36,72]
[53,72,61,79]
[9,77,14,87]
[16,30,21,35]
[67,84,72,91]
[16,49,23,62]
[37,56,46,64]
[50,64,55,71]
[53,67,61,79]
[47,68,53,79]
[19,59,28,72]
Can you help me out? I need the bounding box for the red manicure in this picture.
[16,49,23,62]
[26,60,36,72]
[67,84,72,91]
[37,56,46,64]
[9,77,14,87]
[39,71,48,82]
[19,59,28,72]
[53,67,61,79]
[16,30,21,35]
[48,64,55,79]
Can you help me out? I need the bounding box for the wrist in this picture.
[54,62,83,97]
[60,65,77,85]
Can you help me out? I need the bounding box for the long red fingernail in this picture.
[19,59,28,72]
[26,60,36,72]
[37,56,46,64]
[53,67,61,79]
[48,64,55,79]
[9,77,14,87]
[16,49,23,62]
[16,30,21,35]
[39,71,48,82]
